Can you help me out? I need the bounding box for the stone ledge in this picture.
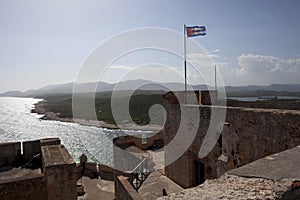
[42,145,75,167]
[0,168,43,184]
[228,146,300,181]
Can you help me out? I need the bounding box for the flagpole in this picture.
[214,64,217,91]
[184,24,187,104]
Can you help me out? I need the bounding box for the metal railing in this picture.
[129,156,151,191]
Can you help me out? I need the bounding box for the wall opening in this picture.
[195,160,205,185]
[218,135,222,155]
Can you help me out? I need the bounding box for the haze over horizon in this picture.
[1,0,300,93]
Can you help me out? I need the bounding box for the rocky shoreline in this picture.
[32,100,162,131]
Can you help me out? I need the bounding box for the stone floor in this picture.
[228,145,300,180]
[138,169,183,199]
[158,174,285,200]
[77,176,115,200]
[157,146,300,200]
[0,167,42,184]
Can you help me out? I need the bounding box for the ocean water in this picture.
[0,97,145,165]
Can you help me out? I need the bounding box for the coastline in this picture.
[31,100,163,132]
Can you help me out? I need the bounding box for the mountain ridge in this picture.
[1,80,300,97]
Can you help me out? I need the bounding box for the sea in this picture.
[0,97,148,166]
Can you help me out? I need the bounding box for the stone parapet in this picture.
[115,175,142,200]
[42,145,77,200]
[0,142,21,166]
[0,138,77,200]
[164,101,300,188]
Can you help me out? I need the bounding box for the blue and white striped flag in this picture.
[186,26,206,37]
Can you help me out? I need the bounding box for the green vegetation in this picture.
[37,89,300,126]
[39,90,165,126]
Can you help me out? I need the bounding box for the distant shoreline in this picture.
[31,100,162,132]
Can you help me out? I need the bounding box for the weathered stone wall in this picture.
[164,104,219,188]
[224,107,300,169]
[76,162,98,179]
[0,174,46,200]
[199,90,218,105]
[164,100,300,188]
[0,138,76,200]
[76,161,115,180]
[23,139,41,161]
[113,130,164,151]
[99,163,115,181]
[44,165,77,200]
[40,138,61,147]
[165,153,191,188]
[42,145,77,200]
[115,175,141,200]
[0,142,21,166]
[22,138,61,161]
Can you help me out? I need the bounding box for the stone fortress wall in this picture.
[163,91,300,188]
[0,142,21,167]
[0,138,77,200]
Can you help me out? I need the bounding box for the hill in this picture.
[1,80,300,98]
[32,90,165,127]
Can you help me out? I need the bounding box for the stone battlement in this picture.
[163,91,300,188]
[0,138,77,200]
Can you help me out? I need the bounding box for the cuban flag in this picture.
[186,26,206,37]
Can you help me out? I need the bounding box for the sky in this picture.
[0,0,300,92]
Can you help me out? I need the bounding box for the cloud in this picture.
[187,52,219,61]
[219,54,300,85]
[109,65,133,70]
[102,54,300,86]
[186,51,228,68]
[207,49,221,54]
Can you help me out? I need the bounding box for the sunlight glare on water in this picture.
[0,97,141,165]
